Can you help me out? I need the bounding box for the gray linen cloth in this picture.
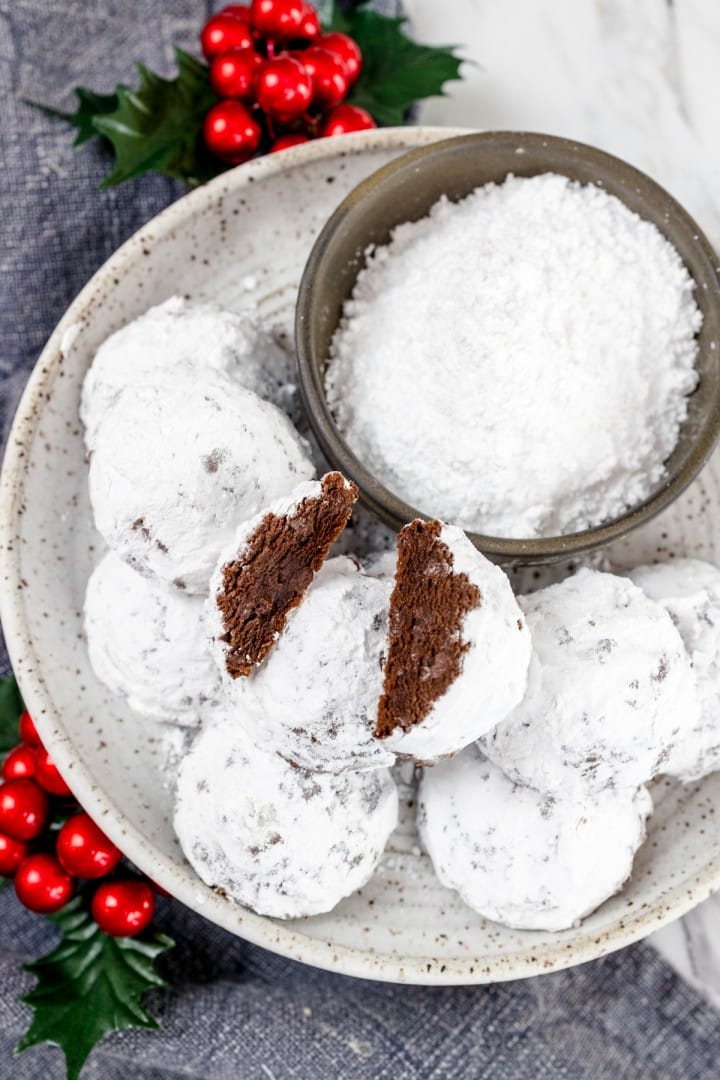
[1,2,720,1077]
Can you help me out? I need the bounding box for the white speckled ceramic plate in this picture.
[2,127,720,985]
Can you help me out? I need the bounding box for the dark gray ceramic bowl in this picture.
[296,131,720,565]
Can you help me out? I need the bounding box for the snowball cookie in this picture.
[88,371,314,593]
[174,717,398,918]
[628,558,720,782]
[227,556,396,772]
[81,296,295,446]
[375,520,531,760]
[209,472,358,678]
[480,568,700,799]
[418,747,652,931]
[85,551,220,726]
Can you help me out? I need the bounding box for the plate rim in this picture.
[2,124,719,986]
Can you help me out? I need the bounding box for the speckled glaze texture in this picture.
[2,128,720,986]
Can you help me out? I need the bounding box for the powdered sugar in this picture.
[327,174,701,538]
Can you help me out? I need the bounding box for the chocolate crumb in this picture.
[203,449,225,474]
[651,656,668,683]
[375,520,481,739]
[131,516,150,541]
[217,472,358,677]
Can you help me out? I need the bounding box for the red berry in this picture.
[15,854,74,913]
[210,48,262,99]
[19,710,41,749]
[2,744,36,782]
[299,46,349,108]
[0,779,49,841]
[220,3,252,17]
[201,13,254,60]
[269,133,311,152]
[317,32,362,83]
[0,832,27,877]
[92,881,155,937]
[320,103,376,137]
[34,748,72,797]
[250,0,305,39]
[255,56,312,121]
[204,101,262,164]
[57,812,122,879]
[297,4,320,41]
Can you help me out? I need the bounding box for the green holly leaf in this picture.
[92,47,221,188]
[0,674,23,756]
[329,4,463,126]
[26,87,120,146]
[16,897,174,1080]
[68,88,122,146]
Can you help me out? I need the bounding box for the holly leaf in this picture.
[67,88,122,146]
[27,87,121,146]
[16,898,174,1080]
[91,47,221,188]
[0,674,23,756]
[329,4,463,126]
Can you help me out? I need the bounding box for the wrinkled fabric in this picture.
[2,897,720,1080]
[1,2,720,1077]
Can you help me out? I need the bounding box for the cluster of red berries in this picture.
[0,711,155,937]
[201,0,376,164]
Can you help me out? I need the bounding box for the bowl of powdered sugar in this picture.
[296,131,720,564]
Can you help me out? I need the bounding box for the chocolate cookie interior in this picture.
[376,520,481,738]
[217,472,358,677]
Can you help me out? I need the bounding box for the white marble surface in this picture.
[407,0,720,1006]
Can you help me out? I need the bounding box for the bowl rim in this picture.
[2,125,720,986]
[296,129,720,564]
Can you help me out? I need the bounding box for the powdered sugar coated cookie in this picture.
[174,717,398,918]
[629,558,720,782]
[419,748,651,931]
[88,371,314,593]
[81,296,296,446]
[85,551,220,726]
[480,568,700,797]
